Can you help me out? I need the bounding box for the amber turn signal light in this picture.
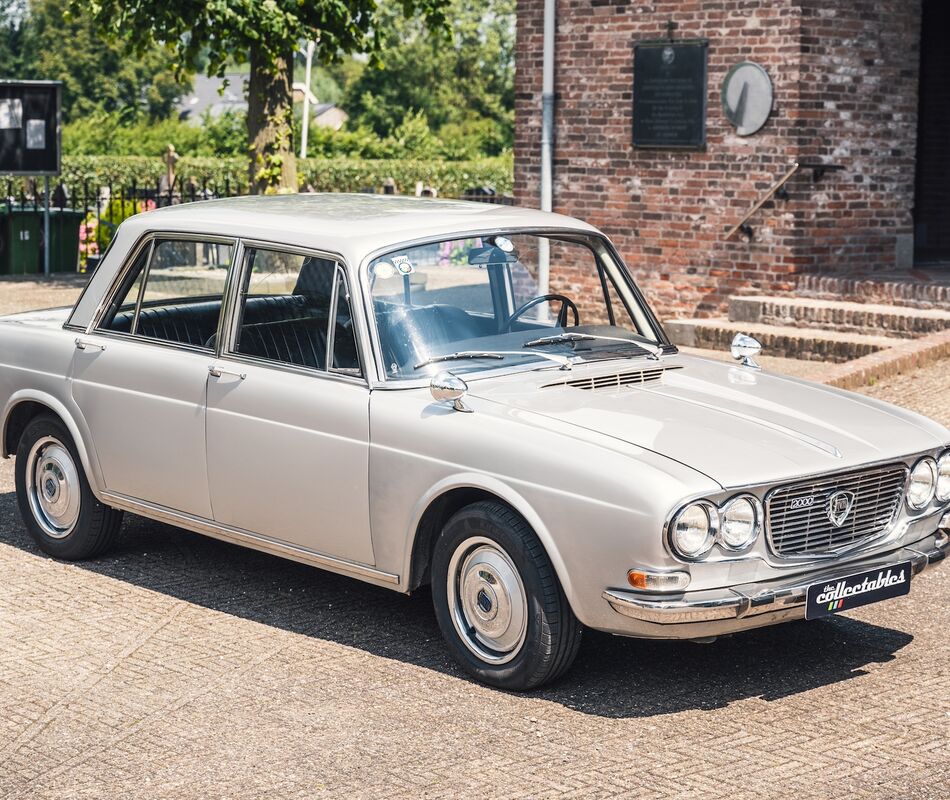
[627,569,690,592]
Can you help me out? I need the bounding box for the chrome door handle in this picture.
[208,364,246,380]
[75,338,106,351]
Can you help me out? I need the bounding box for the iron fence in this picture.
[0,178,515,275]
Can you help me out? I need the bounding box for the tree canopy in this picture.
[72,0,451,191]
[1,0,516,173]
[343,0,514,154]
[2,0,188,122]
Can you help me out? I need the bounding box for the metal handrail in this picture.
[725,161,845,241]
[725,162,801,240]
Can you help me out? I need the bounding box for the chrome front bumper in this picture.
[602,528,948,638]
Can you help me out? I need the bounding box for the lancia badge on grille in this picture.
[827,490,856,527]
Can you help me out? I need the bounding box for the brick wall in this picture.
[515,0,924,320]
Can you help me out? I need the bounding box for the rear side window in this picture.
[231,247,360,376]
[99,237,233,351]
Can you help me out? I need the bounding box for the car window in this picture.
[370,238,497,315]
[98,237,233,350]
[231,247,361,376]
[368,233,661,380]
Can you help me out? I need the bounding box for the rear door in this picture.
[71,235,234,518]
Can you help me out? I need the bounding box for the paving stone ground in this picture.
[0,279,948,799]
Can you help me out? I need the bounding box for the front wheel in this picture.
[431,501,582,690]
[15,414,123,560]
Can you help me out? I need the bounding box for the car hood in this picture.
[467,353,949,488]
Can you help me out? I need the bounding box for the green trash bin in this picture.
[0,206,85,275]
[46,208,85,273]
[0,206,42,275]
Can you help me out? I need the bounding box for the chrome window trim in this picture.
[129,239,155,336]
[213,350,367,387]
[220,238,368,386]
[215,237,245,359]
[356,227,671,389]
[64,233,120,330]
[73,327,226,358]
[325,265,341,370]
[87,230,237,340]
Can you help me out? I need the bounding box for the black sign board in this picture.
[633,40,708,150]
[0,81,61,175]
[805,561,912,620]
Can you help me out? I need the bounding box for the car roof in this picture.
[69,193,602,330]
[124,193,599,260]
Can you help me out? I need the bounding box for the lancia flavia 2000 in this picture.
[1,195,947,689]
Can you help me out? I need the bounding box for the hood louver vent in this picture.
[542,364,682,391]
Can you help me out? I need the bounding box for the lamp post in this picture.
[299,40,316,159]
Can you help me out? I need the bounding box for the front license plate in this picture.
[805,561,912,620]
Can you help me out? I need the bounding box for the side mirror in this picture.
[730,333,762,370]
[430,371,473,413]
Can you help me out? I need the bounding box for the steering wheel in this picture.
[502,294,579,331]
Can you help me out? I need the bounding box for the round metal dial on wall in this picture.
[722,61,773,136]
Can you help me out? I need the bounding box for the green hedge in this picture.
[11,154,513,197]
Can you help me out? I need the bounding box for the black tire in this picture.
[15,413,123,560]
[431,501,582,690]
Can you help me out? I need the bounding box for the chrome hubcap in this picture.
[447,536,528,664]
[26,436,80,539]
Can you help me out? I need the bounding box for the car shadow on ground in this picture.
[0,500,914,719]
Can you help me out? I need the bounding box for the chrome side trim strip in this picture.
[100,491,400,586]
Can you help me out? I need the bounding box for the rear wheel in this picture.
[15,414,123,560]
[431,501,582,690]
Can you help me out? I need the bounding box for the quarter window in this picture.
[231,247,360,375]
[100,237,233,350]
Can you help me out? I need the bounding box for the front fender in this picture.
[399,471,577,604]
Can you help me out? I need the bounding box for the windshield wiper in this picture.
[414,351,505,369]
[523,332,663,359]
[414,349,572,370]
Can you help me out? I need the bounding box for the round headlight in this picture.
[719,495,761,550]
[907,458,937,510]
[670,502,717,559]
[937,451,950,503]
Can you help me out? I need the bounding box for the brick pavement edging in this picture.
[816,329,950,390]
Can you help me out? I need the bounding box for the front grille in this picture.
[766,463,908,558]
[543,364,681,391]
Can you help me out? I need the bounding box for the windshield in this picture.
[367,233,664,379]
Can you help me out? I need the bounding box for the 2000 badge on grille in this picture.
[805,561,912,620]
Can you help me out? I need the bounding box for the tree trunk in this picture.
[247,42,297,194]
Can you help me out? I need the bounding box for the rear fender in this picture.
[2,390,105,497]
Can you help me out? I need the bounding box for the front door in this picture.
[71,235,234,517]
[204,244,374,565]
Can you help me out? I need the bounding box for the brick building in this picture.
[514,0,949,320]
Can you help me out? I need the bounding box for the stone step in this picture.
[664,318,895,363]
[796,274,950,310]
[728,295,950,339]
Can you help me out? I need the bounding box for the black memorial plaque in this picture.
[633,41,708,150]
[0,81,61,175]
